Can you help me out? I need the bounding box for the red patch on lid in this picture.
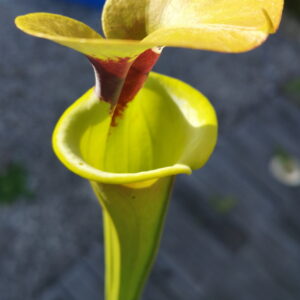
[88,56,132,107]
[112,49,161,124]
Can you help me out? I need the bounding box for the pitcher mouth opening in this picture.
[52,128,191,186]
[52,88,192,187]
[52,72,217,186]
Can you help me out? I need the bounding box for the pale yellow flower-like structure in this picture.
[15,1,283,300]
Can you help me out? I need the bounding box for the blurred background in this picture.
[1,0,300,299]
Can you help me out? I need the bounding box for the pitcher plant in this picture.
[15,1,283,299]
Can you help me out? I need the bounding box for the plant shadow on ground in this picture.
[0,162,34,205]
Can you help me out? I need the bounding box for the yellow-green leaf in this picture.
[145,0,283,33]
[102,0,149,40]
[103,0,284,52]
[143,25,268,53]
[15,13,153,60]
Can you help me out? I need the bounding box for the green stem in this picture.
[91,176,174,300]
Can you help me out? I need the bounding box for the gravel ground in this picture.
[1,0,300,299]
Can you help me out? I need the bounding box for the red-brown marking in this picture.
[88,56,133,107]
[112,49,161,124]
